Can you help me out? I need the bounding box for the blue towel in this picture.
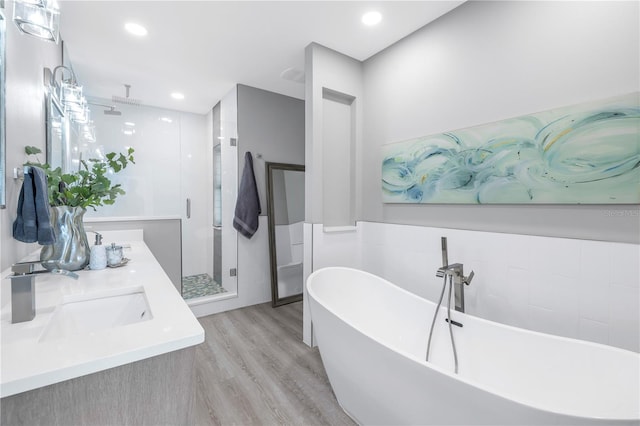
[233,152,261,239]
[13,166,56,245]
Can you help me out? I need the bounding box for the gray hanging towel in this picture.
[13,166,56,245]
[233,152,261,239]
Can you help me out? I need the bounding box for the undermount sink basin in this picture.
[39,288,152,342]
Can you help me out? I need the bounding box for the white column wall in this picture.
[303,43,364,344]
[304,43,363,225]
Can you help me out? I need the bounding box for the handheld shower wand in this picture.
[427,236,462,374]
[441,237,448,267]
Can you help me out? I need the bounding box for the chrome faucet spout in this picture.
[7,273,37,323]
[428,238,477,374]
[434,250,475,313]
[7,261,78,323]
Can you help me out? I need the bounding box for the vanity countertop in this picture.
[0,236,204,398]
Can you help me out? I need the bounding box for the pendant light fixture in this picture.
[49,65,89,124]
[12,0,60,44]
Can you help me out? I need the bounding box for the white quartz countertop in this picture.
[0,237,204,398]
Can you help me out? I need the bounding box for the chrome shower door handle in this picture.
[186,198,191,219]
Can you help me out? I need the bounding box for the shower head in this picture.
[87,101,122,116]
[104,106,122,116]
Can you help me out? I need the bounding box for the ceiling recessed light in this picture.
[362,11,382,26]
[124,22,148,37]
[160,117,173,123]
[171,92,185,100]
[280,67,305,84]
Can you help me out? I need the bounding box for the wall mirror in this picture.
[0,9,6,208]
[266,162,305,307]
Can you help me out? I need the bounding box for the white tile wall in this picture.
[312,225,361,269]
[308,221,639,352]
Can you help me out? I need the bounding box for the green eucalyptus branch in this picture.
[24,146,135,211]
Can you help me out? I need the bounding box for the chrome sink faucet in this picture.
[436,237,475,313]
[7,261,78,323]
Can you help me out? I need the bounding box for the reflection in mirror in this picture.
[67,107,87,173]
[60,43,83,173]
[45,56,93,174]
[266,162,305,307]
[45,93,67,171]
[0,10,6,208]
[45,63,93,174]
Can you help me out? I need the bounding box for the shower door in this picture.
[212,143,222,286]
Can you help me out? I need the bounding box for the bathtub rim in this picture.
[306,266,640,422]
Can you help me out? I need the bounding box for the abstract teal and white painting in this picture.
[382,93,640,204]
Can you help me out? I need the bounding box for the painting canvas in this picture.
[382,93,640,204]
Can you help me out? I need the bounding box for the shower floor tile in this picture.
[182,273,226,300]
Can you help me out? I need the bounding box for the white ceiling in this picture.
[59,1,464,114]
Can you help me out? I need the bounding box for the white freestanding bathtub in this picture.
[307,267,640,425]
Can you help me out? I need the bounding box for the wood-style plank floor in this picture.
[194,301,356,426]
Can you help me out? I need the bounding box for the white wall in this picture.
[84,99,210,280]
[1,1,62,271]
[84,100,180,219]
[303,0,640,346]
[362,0,640,243]
[309,222,639,353]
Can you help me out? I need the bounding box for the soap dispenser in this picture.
[89,232,107,270]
